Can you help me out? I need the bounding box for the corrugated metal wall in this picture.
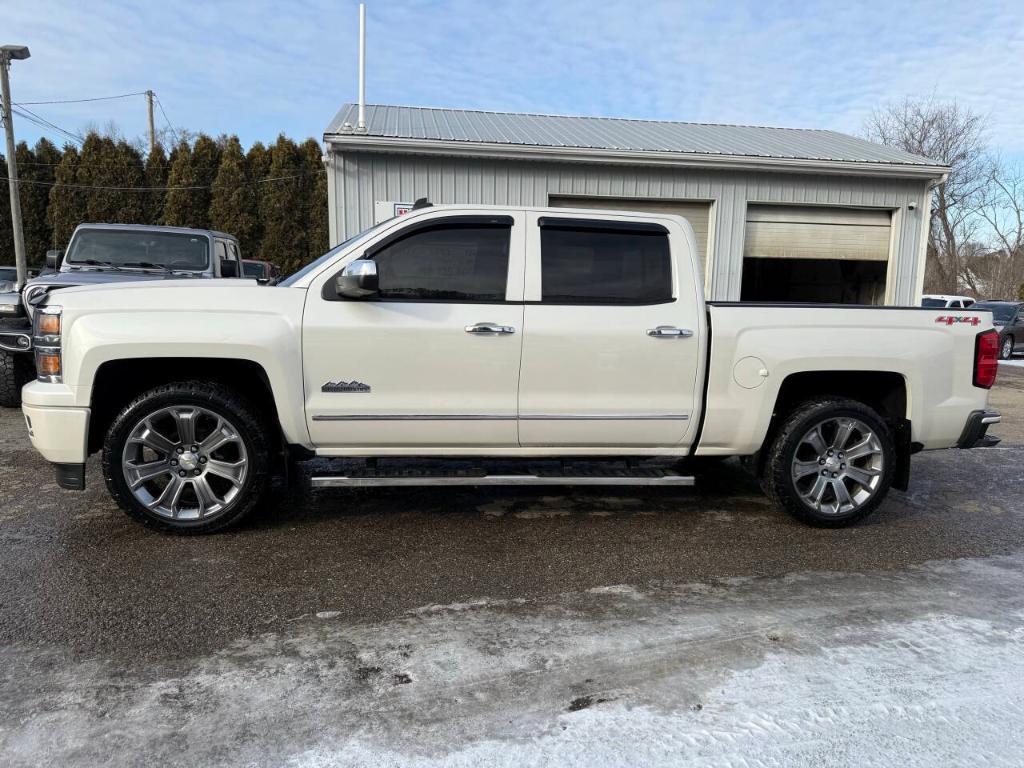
[326,151,931,303]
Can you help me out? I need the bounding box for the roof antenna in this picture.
[356,3,367,133]
[412,197,432,210]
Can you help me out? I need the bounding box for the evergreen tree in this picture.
[246,141,271,182]
[300,138,329,260]
[245,141,272,259]
[0,154,12,265]
[143,143,168,224]
[18,139,60,266]
[47,145,84,249]
[209,136,260,257]
[112,140,146,223]
[161,140,200,227]
[12,143,39,266]
[162,134,220,228]
[190,134,221,228]
[259,135,306,273]
[76,132,145,224]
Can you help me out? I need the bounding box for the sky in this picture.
[4,0,1024,162]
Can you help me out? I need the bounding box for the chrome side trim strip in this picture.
[520,414,690,421]
[312,413,690,422]
[312,414,514,421]
[311,473,696,488]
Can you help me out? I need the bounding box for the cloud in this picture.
[5,0,1023,159]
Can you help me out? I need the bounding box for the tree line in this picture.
[4,99,1023,299]
[0,132,328,275]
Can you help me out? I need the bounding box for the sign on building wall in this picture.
[374,201,414,223]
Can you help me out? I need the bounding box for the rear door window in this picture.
[538,220,672,304]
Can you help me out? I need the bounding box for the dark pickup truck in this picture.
[0,223,244,406]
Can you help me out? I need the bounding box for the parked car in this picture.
[18,204,1002,534]
[971,300,1024,360]
[922,294,975,308]
[242,259,280,284]
[0,223,244,407]
[0,266,40,291]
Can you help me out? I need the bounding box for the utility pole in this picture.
[0,45,30,291]
[146,89,155,152]
[356,3,366,133]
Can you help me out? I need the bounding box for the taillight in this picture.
[974,330,999,388]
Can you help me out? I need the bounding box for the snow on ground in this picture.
[4,553,1024,767]
[999,358,1024,367]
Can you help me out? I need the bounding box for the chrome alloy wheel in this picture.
[122,405,249,521]
[790,416,884,516]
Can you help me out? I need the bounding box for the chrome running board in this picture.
[311,468,694,488]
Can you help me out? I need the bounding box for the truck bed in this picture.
[697,303,993,455]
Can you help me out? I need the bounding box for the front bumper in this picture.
[957,409,1001,449]
[22,403,90,489]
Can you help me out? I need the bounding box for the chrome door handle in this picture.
[465,322,516,335]
[647,326,694,338]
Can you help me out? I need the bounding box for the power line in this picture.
[14,91,148,106]
[0,169,325,191]
[152,93,180,146]
[11,105,85,145]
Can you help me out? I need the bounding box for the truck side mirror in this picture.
[220,260,239,278]
[45,249,63,270]
[335,259,378,298]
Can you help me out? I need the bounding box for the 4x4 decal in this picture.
[935,315,981,326]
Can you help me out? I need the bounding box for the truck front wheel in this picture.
[102,381,271,534]
[761,397,895,527]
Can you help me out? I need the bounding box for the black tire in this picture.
[1000,335,1014,360]
[102,381,272,534]
[761,397,895,528]
[0,350,33,408]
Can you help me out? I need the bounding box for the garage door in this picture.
[741,205,892,305]
[550,196,711,274]
[744,205,891,262]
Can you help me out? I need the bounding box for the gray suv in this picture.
[0,223,244,406]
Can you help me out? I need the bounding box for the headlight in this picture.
[33,306,62,383]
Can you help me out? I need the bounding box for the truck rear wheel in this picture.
[102,381,271,534]
[0,350,33,408]
[761,397,895,527]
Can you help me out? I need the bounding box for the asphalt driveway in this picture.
[2,367,1024,766]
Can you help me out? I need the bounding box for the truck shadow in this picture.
[253,457,774,530]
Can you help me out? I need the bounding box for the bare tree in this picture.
[972,161,1024,297]
[865,98,991,295]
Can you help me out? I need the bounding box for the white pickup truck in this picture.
[19,204,1002,534]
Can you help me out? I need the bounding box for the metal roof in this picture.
[325,104,943,170]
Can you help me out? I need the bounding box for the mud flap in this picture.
[892,419,912,492]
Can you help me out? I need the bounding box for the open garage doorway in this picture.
[741,205,891,304]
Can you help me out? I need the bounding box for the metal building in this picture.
[323,104,949,304]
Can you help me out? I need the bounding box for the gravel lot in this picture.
[3,367,1024,766]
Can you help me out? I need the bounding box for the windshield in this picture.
[921,298,946,307]
[974,302,1017,323]
[65,229,210,271]
[278,219,392,287]
[242,262,265,279]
